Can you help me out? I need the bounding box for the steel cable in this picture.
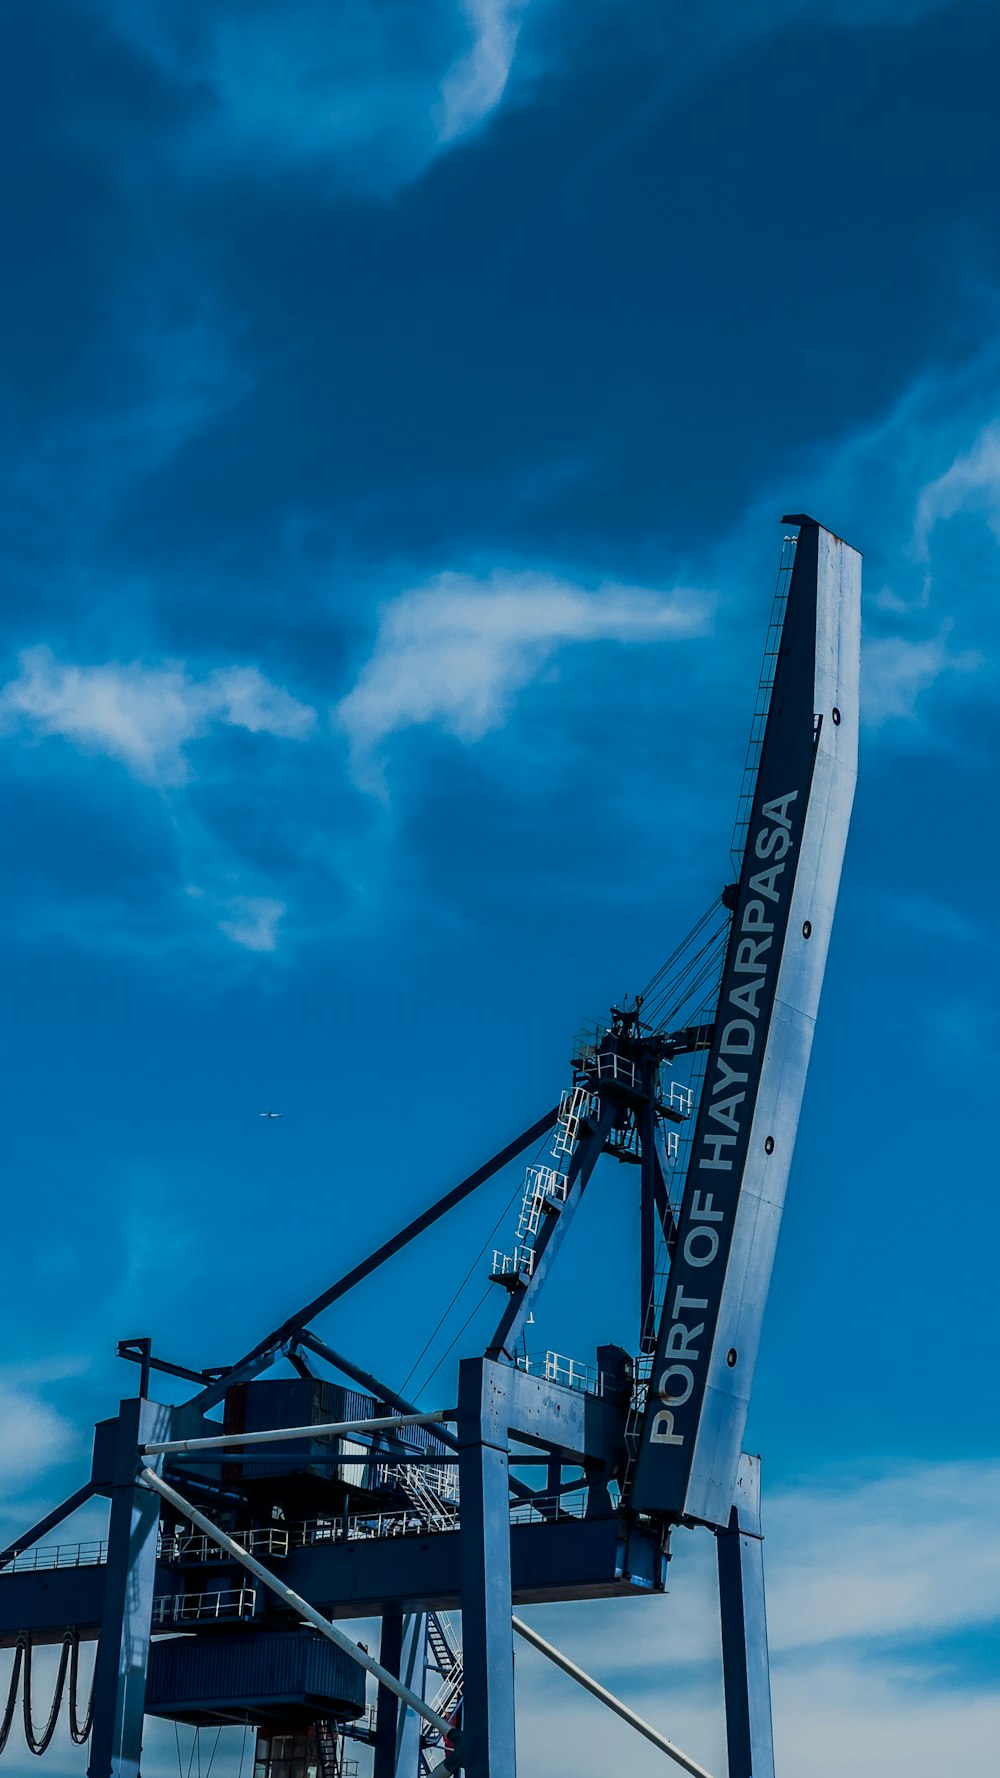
[68,1634,95,1745]
[0,1644,24,1756]
[22,1634,71,1756]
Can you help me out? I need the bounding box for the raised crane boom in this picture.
[630,516,860,1524]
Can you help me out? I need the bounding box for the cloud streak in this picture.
[439,0,529,141]
[515,1459,1000,1776]
[337,570,711,783]
[0,648,316,786]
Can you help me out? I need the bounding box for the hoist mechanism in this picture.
[0,517,860,1778]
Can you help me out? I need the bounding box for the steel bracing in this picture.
[0,516,860,1778]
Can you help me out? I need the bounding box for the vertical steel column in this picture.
[374,1613,427,1777]
[457,1358,516,1778]
[716,1455,774,1778]
[88,1398,169,1778]
[639,1096,658,1354]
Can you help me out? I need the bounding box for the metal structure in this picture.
[0,516,860,1778]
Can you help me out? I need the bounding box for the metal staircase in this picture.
[420,1612,463,1775]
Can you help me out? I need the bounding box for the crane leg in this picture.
[457,1359,516,1778]
[374,1613,427,1777]
[716,1454,775,1778]
[87,1399,165,1778]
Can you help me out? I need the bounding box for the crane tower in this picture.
[0,516,860,1778]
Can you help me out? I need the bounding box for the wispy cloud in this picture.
[515,1460,1000,1777]
[915,421,1000,556]
[0,648,316,786]
[0,1382,77,1489]
[337,570,711,785]
[863,627,982,726]
[439,0,529,141]
[216,894,286,953]
[94,0,535,195]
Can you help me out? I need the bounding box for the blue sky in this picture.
[1,1,999,1773]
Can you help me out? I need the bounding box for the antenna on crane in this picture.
[0,516,860,1778]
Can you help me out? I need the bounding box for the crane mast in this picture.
[631,515,860,1523]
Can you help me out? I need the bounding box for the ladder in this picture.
[395,1466,459,1533]
[421,1611,463,1774]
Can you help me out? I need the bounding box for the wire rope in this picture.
[68,1634,95,1744]
[0,1644,24,1756]
[419,1286,493,1396]
[203,1725,222,1778]
[22,1634,72,1756]
[399,1131,549,1398]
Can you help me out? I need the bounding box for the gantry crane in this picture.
[0,516,860,1778]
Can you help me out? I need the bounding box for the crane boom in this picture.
[630,516,860,1525]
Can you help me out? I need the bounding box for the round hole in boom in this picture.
[802,920,812,938]
[764,1135,775,1155]
[832,707,842,725]
[726,1349,738,1368]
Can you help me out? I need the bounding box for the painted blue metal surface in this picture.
[373,1615,426,1778]
[717,1456,774,1778]
[146,1629,366,1726]
[88,1397,171,1778]
[457,1360,517,1778]
[631,519,860,1526]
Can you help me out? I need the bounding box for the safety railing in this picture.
[593,1052,638,1090]
[513,1348,610,1398]
[665,1080,694,1116]
[151,1587,256,1626]
[508,1488,589,1526]
[490,1244,535,1282]
[4,1539,108,1573]
[159,1525,290,1563]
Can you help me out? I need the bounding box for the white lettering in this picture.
[684,1225,720,1267]
[749,863,784,901]
[720,1019,754,1054]
[754,824,790,861]
[730,975,764,1017]
[734,935,772,972]
[701,1132,735,1170]
[657,1365,694,1405]
[664,1320,704,1359]
[709,1093,744,1132]
[762,790,797,827]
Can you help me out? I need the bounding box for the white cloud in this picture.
[766,1461,1000,1650]
[0,1383,77,1489]
[217,895,286,953]
[337,570,711,782]
[0,647,316,785]
[914,422,1000,555]
[863,628,982,726]
[439,0,528,141]
[514,1460,1000,1776]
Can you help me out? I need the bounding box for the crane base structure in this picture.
[0,516,860,1778]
